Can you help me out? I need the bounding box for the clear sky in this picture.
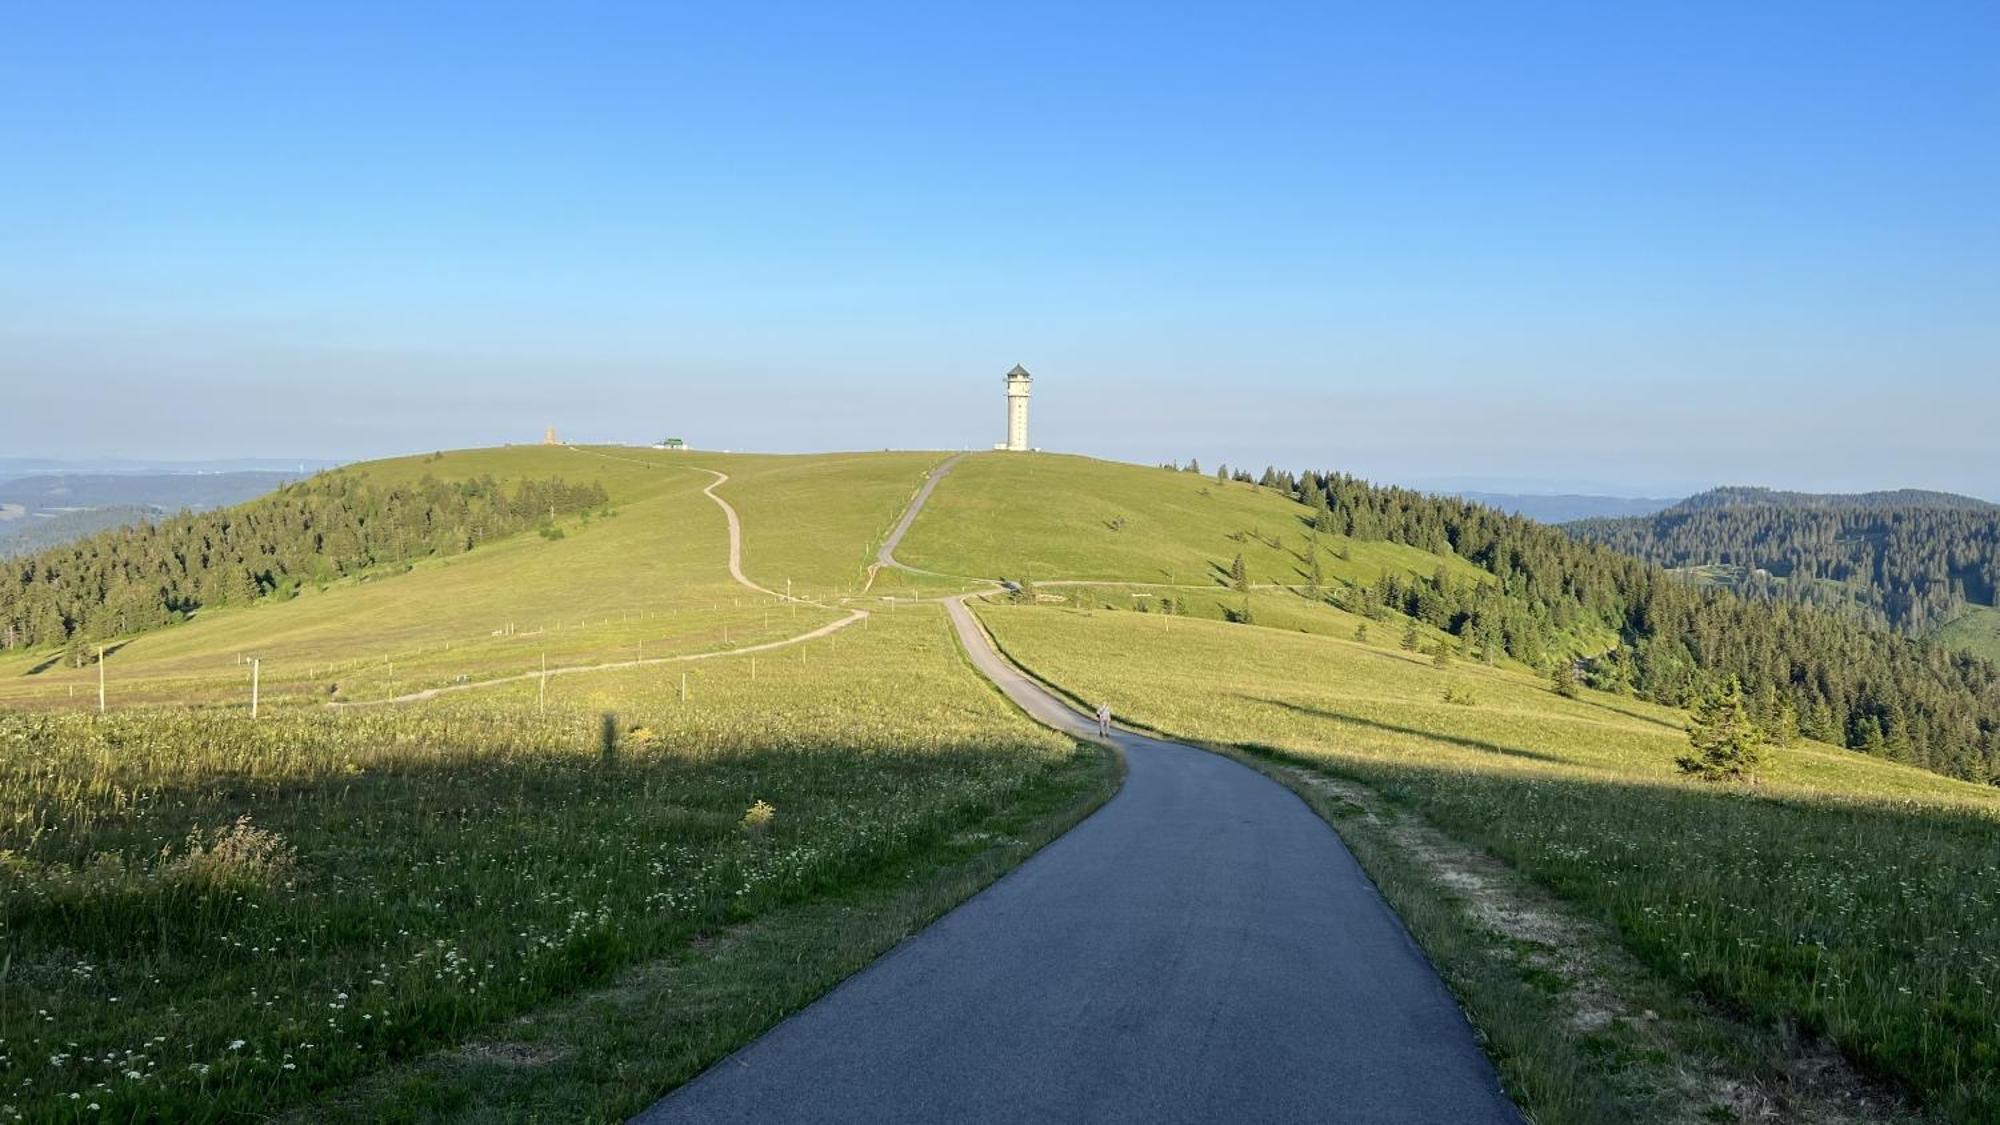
[4,2,1996,496]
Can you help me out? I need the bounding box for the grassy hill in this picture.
[903,455,1999,1118]
[0,444,1117,1121]
[0,447,956,709]
[6,444,1997,1120]
[897,453,1489,589]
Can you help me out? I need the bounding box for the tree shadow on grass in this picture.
[20,639,133,678]
[1255,697,1569,765]
[1567,692,1686,734]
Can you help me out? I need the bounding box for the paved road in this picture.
[876,453,965,571]
[634,591,1520,1123]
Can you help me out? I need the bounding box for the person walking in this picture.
[1095,702,1112,738]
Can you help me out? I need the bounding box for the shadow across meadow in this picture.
[1257,697,1569,765]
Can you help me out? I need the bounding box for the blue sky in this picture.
[4,2,1996,496]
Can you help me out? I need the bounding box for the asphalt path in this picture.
[635,587,1520,1118]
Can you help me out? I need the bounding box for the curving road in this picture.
[875,453,966,572]
[634,456,1520,1123]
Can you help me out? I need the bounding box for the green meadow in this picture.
[0,608,1112,1123]
[4,444,1996,1121]
[894,452,1488,589]
[0,446,1117,1121]
[1937,604,2000,663]
[0,448,952,710]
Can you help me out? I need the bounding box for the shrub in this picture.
[166,816,300,895]
[740,799,777,836]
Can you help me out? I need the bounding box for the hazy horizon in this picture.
[6,4,1995,498]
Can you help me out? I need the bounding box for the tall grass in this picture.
[0,610,1086,1122]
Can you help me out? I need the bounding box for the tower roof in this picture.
[1006,364,1031,378]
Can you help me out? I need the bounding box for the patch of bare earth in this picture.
[1278,766,1921,1125]
[457,1040,567,1068]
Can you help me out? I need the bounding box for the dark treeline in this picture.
[1,473,608,657]
[1177,462,2000,783]
[1566,488,2000,637]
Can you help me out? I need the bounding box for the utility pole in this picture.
[251,658,260,719]
[680,672,688,703]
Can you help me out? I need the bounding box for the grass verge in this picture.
[298,734,1119,1123]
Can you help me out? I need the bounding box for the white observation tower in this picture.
[999,364,1033,451]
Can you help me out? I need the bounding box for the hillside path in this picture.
[876,452,964,572]
[635,459,1519,1123]
[333,457,860,707]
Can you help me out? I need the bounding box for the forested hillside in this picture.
[1568,486,2000,637]
[0,471,607,656]
[1245,467,2000,782]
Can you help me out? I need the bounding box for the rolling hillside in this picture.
[6,445,1999,1120]
[895,453,1491,590]
[1570,485,2000,647]
[0,447,949,708]
[0,444,1114,1122]
[895,456,1999,1118]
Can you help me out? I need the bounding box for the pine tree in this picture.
[1678,677,1766,782]
[1401,620,1421,651]
[1230,553,1248,593]
[1549,661,1580,698]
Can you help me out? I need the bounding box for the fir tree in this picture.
[1549,661,1580,698]
[1678,677,1767,782]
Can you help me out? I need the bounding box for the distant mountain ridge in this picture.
[0,471,306,512]
[1669,485,1997,514]
[0,471,309,557]
[1453,491,1682,524]
[1569,485,2000,644]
